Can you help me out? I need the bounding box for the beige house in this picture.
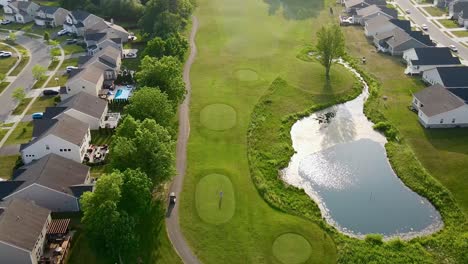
[34,6,69,27]
[3,0,40,24]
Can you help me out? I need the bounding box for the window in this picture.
[45,145,50,150]
[60,149,63,152]
[68,149,71,152]
[452,118,456,123]
[440,119,444,124]
[82,86,85,89]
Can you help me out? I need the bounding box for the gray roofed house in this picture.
[374,26,435,56]
[344,0,387,13]
[35,6,69,27]
[422,66,468,88]
[449,0,468,19]
[403,47,461,75]
[3,0,40,24]
[0,154,92,212]
[0,199,51,264]
[457,6,468,27]
[354,5,398,25]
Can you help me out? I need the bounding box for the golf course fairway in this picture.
[180,0,357,262]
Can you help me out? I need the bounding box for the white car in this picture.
[0,51,12,57]
[57,29,69,36]
[66,66,79,72]
[0,20,11,25]
[449,45,458,52]
[421,24,428,31]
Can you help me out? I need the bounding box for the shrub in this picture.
[365,234,383,245]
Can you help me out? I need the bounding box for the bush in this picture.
[365,234,383,245]
[373,121,398,141]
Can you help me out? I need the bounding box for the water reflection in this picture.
[264,0,324,20]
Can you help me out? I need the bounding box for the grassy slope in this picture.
[181,0,347,263]
[344,26,468,219]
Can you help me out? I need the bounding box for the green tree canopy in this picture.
[315,24,345,80]
[139,0,193,37]
[12,87,26,102]
[110,116,175,182]
[125,87,175,126]
[32,64,47,81]
[43,31,50,43]
[144,33,188,61]
[135,56,186,105]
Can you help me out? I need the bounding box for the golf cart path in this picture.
[166,16,201,264]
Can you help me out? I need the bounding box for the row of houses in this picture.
[343,0,468,128]
[0,3,133,263]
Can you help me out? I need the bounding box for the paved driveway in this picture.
[0,32,50,122]
[395,0,468,61]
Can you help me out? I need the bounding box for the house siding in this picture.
[63,75,104,100]
[0,241,34,264]
[418,105,468,128]
[422,69,444,85]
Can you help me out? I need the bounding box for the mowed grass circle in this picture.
[196,174,235,224]
[235,69,259,81]
[272,233,312,264]
[200,104,237,131]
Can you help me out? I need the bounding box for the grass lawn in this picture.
[60,58,79,71]
[451,30,468,37]
[4,121,33,145]
[438,19,460,29]
[0,155,19,180]
[26,95,57,114]
[180,0,343,262]
[423,6,447,17]
[12,98,32,115]
[48,59,59,70]
[45,74,67,87]
[0,81,9,93]
[10,56,29,76]
[62,44,85,55]
[33,77,48,89]
[0,44,18,75]
[90,130,114,145]
[344,26,468,220]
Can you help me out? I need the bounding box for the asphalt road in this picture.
[395,0,468,61]
[166,16,201,264]
[0,32,50,122]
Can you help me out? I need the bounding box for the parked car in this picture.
[405,9,411,14]
[66,66,79,73]
[169,192,176,204]
[449,45,458,52]
[31,112,43,120]
[43,89,59,96]
[66,39,77,44]
[57,29,69,36]
[0,20,11,25]
[0,51,12,57]
[421,24,428,31]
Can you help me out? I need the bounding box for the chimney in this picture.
[110,18,114,26]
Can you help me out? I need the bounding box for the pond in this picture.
[282,61,442,239]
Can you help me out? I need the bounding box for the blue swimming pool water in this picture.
[114,88,131,100]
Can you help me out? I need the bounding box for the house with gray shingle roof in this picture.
[20,114,91,164]
[403,47,461,75]
[413,84,468,128]
[0,154,92,212]
[373,26,435,56]
[449,0,468,19]
[0,198,51,264]
[3,0,40,24]
[353,5,397,25]
[34,6,69,27]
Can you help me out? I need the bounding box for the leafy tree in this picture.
[136,56,186,105]
[139,0,193,36]
[143,37,166,58]
[50,47,61,62]
[144,33,188,61]
[110,116,175,182]
[315,24,345,80]
[120,169,153,216]
[8,32,16,42]
[12,87,26,102]
[32,65,47,81]
[125,87,175,127]
[43,31,50,43]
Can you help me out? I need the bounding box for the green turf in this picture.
[26,96,57,115]
[235,69,259,81]
[10,56,29,76]
[4,121,33,145]
[272,233,312,264]
[0,43,17,75]
[12,98,32,115]
[423,6,446,17]
[437,19,460,29]
[452,30,468,38]
[0,155,19,180]
[180,0,341,262]
[0,81,9,94]
[196,174,235,224]
[199,104,237,131]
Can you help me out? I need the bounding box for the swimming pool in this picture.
[114,86,133,100]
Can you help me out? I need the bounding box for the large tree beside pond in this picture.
[315,24,345,81]
[135,56,186,105]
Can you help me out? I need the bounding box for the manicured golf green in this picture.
[272,233,312,264]
[180,0,349,262]
[196,174,235,224]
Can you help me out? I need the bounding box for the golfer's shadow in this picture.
[166,203,175,218]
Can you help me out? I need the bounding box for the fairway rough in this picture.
[200,104,237,131]
[235,69,259,81]
[196,174,235,224]
[272,233,312,264]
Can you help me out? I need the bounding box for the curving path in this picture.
[165,16,201,264]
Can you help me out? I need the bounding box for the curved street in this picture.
[166,16,201,264]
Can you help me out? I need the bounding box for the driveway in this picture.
[0,32,50,122]
[394,0,468,61]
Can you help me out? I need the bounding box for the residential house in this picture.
[364,17,411,37]
[0,154,93,212]
[44,92,120,129]
[83,18,129,46]
[34,6,69,27]
[61,45,122,99]
[435,0,454,8]
[344,0,387,13]
[403,47,461,75]
[62,10,103,36]
[412,84,468,127]
[457,7,468,27]
[353,5,397,25]
[374,27,435,56]
[0,199,51,264]
[449,0,468,18]
[20,114,91,164]
[3,0,40,24]
[422,66,468,88]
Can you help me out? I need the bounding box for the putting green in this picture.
[200,104,237,131]
[196,174,235,224]
[235,69,259,81]
[272,233,312,264]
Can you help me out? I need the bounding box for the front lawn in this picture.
[438,19,460,29]
[10,56,29,76]
[452,30,468,37]
[62,44,85,55]
[60,58,79,71]
[26,95,57,114]
[0,44,17,75]
[0,155,19,180]
[33,77,48,89]
[45,74,67,87]
[4,121,33,145]
[0,81,9,94]
[423,6,447,17]
[12,98,32,115]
